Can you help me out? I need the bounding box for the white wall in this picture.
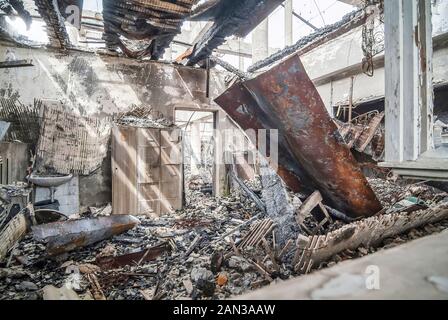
[0,44,227,119]
[300,1,448,113]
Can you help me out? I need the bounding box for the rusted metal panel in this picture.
[216,55,382,218]
[32,215,140,255]
[244,55,382,218]
[215,80,315,194]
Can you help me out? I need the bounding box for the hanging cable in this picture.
[312,0,326,26]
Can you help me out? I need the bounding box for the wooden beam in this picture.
[186,0,284,66]
[0,59,34,69]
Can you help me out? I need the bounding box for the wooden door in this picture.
[112,125,182,216]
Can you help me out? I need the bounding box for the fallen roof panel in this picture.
[216,54,382,218]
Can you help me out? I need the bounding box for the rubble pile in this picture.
[115,106,174,128]
[1,177,447,301]
[116,115,173,129]
[368,178,447,207]
[317,219,448,270]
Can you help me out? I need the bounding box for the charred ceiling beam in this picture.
[188,0,224,21]
[0,59,33,68]
[209,55,251,80]
[34,0,71,49]
[184,0,284,66]
[0,0,32,28]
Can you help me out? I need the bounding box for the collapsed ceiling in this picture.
[0,0,284,64]
[0,0,31,28]
[102,0,198,60]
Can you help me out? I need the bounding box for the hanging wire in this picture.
[312,0,326,26]
[361,0,385,77]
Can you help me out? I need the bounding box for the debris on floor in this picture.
[334,111,385,161]
[1,175,447,300]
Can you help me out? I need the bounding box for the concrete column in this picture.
[252,18,269,64]
[284,0,293,46]
[214,110,227,196]
[384,0,433,163]
[190,122,201,176]
[239,39,245,70]
[239,56,245,70]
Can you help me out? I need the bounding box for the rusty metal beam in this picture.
[96,242,171,270]
[217,55,382,218]
[32,215,140,255]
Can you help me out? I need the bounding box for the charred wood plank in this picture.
[0,59,33,68]
[229,161,266,214]
[259,158,297,246]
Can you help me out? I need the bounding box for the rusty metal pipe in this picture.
[32,215,140,255]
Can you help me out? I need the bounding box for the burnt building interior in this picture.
[0,0,447,300]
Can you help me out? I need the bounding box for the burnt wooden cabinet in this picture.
[112,125,182,216]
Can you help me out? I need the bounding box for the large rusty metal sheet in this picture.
[215,82,315,194]
[216,54,382,218]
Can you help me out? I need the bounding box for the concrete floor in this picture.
[237,230,448,300]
